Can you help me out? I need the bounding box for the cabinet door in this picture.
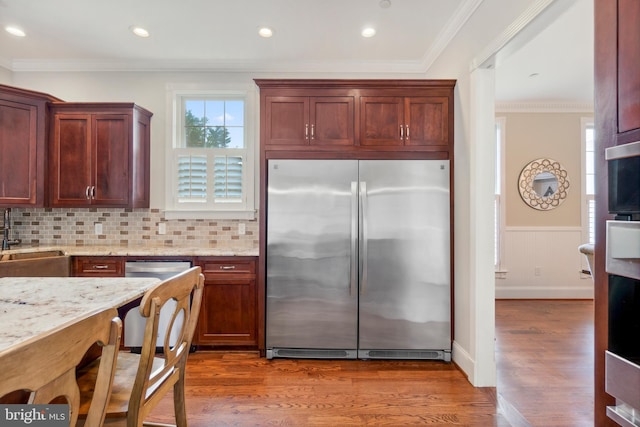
[92,114,130,205]
[359,96,404,146]
[195,258,257,346]
[264,96,309,145]
[0,100,38,205]
[50,114,92,206]
[309,96,355,146]
[618,0,640,134]
[197,277,257,346]
[405,97,450,147]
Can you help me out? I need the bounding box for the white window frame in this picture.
[164,84,258,220]
[581,117,595,244]
[495,117,506,271]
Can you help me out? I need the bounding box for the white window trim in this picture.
[581,116,595,244]
[164,83,258,220]
[495,117,506,272]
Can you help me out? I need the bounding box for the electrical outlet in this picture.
[158,222,166,235]
[534,267,541,276]
[94,223,103,235]
[238,223,246,235]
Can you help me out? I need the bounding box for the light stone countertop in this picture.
[0,276,161,354]
[1,245,259,257]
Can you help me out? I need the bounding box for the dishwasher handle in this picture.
[125,262,191,274]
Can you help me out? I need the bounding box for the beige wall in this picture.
[502,112,591,227]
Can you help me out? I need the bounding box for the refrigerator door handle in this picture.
[350,181,358,296]
[360,181,368,295]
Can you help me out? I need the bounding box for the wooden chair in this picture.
[0,308,122,427]
[78,266,204,427]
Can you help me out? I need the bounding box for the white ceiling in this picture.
[0,0,593,105]
[494,0,593,105]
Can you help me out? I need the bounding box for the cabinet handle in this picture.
[85,186,91,200]
[92,264,109,269]
[91,186,96,199]
[305,124,309,140]
[311,124,315,140]
[405,125,410,141]
[219,265,236,270]
[400,125,404,140]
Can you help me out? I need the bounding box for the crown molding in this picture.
[470,0,556,70]
[421,0,484,70]
[7,57,430,74]
[495,101,594,113]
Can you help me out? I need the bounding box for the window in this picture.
[495,117,506,270]
[582,118,595,244]
[166,86,257,219]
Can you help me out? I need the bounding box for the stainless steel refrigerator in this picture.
[266,159,451,361]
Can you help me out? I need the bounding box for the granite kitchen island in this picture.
[0,276,160,353]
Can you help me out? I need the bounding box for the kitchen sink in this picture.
[0,250,66,261]
[0,250,70,277]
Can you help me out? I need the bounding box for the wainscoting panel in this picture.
[496,227,593,299]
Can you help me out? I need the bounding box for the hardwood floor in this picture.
[147,300,593,426]
[495,299,594,427]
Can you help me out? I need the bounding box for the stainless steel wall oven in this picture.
[605,141,640,426]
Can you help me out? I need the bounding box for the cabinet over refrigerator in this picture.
[266,159,451,360]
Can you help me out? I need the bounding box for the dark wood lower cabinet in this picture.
[71,255,260,350]
[193,257,258,348]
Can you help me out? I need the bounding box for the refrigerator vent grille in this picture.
[271,349,354,359]
[361,350,444,360]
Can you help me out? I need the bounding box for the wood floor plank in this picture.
[495,299,594,427]
[145,300,592,426]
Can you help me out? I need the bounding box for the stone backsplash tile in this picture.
[10,208,259,249]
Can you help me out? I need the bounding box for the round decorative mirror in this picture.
[518,158,570,210]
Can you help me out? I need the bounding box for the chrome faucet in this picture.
[2,208,21,250]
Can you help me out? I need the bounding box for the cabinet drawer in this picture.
[73,256,125,277]
[605,350,640,426]
[199,259,256,276]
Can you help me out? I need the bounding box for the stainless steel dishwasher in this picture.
[124,260,192,350]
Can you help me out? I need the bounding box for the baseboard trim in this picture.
[495,286,594,299]
[452,340,475,383]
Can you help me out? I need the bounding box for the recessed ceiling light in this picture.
[361,27,376,38]
[5,26,26,37]
[130,26,150,38]
[379,0,391,8]
[258,27,273,38]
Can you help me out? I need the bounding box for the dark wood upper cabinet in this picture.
[360,96,450,147]
[49,103,152,208]
[0,85,60,207]
[256,79,455,154]
[263,95,355,146]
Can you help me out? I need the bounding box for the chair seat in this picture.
[78,352,164,418]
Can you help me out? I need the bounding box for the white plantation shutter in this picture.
[214,156,243,201]
[178,155,207,202]
[585,122,595,244]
